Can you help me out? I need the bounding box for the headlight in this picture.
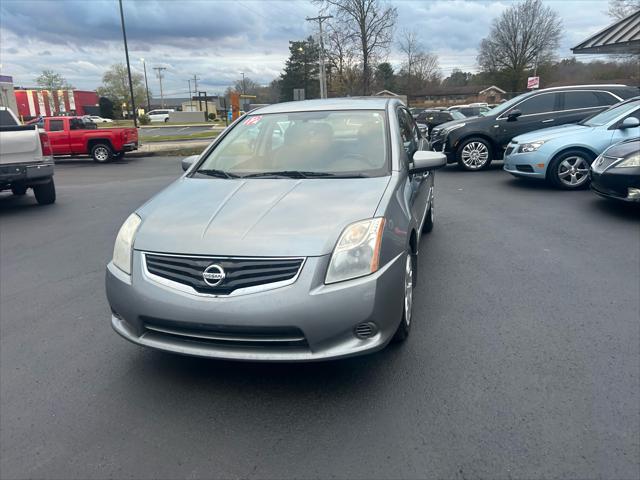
[112,213,141,275]
[443,123,465,134]
[325,218,385,284]
[518,141,545,153]
[616,153,640,168]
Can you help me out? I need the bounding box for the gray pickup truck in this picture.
[0,107,56,205]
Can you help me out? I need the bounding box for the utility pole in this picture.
[240,72,246,94]
[188,79,193,110]
[306,14,333,99]
[192,74,199,96]
[140,58,151,112]
[118,0,137,127]
[153,66,166,108]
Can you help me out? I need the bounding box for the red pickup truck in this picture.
[39,116,138,163]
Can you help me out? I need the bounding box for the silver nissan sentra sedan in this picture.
[106,98,446,361]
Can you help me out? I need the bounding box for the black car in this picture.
[590,137,640,202]
[430,84,640,171]
[415,109,466,135]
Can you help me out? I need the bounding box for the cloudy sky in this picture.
[0,0,614,97]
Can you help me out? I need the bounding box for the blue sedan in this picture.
[504,98,640,189]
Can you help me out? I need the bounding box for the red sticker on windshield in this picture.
[244,116,262,126]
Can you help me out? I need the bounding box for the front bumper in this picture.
[106,251,406,361]
[0,162,54,188]
[590,168,640,202]
[503,149,547,179]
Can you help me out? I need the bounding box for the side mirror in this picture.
[410,151,447,173]
[181,155,198,172]
[620,117,640,129]
[507,109,522,121]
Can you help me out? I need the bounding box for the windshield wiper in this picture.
[196,169,239,179]
[242,171,370,179]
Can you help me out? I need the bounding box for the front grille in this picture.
[142,317,308,349]
[145,253,304,295]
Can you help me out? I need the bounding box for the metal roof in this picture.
[253,97,392,114]
[572,10,640,54]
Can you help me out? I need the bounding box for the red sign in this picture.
[527,76,540,89]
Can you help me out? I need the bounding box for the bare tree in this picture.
[398,29,419,80]
[477,0,562,91]
[397,29,440,93]
[607,0,640,19]
[316,0,397,95]
[325,21,359,95]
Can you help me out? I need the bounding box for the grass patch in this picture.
[143,131,219,143]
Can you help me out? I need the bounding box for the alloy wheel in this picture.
[95,147,109,162]
[404,254,413,326]
[461,142,489,169]
[557,155,590,187]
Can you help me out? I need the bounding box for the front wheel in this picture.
[33,179,56,205]
[456,137,493,171]
[392,252,415,343]
[91,143,112,163]
[548,150,594,190]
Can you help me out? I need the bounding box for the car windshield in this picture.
[485,94,528,117]
[450,110,466,120]
[195,110,388,178]
[579,100,640,127]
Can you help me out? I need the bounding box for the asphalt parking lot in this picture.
[1,156,638,479]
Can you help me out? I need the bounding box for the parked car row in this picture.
[428,84,639,201]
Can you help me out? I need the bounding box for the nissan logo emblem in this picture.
[202,264,225,287]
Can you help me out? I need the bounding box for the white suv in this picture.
[147,109,174,123]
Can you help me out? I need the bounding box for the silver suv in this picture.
[106,98,446,361]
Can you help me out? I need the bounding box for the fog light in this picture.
[354,322,378,339]
[627,188,640,200]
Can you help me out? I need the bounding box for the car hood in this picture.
[512,124,594,143]
[134,176,391,257]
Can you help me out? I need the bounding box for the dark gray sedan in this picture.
[106,98,446,361]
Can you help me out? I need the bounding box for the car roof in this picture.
[252,97,392,114]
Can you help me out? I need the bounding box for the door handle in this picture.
[542,119,555,123]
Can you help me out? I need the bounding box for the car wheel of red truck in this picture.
[33,179,56,205]
[91,144,112,163]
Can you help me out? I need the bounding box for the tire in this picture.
[547,150,594,190]
[456,137,493,171]
[11,185,27,196]
[113,151,125,160]
[164,117,169,123]
[91,143,113,163]
[33,179,56,205]
[392,251,416,343]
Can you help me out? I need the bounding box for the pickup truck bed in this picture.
[1,107,56,205]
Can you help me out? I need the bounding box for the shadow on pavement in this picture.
[589,196,640,221]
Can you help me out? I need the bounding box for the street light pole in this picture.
[140,58,151,112]
[240,72,246,95]
[118,0,137,127]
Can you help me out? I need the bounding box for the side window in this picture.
[563,91,604,111]
[623,107,640,122]
[48,120,64,131]
[515,93,557,115]
[69,118,83,130]
[595,92,619,106]
[398,108,418,156]
[0,109,17,126]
